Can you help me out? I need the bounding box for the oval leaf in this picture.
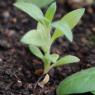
[21,30,45,46]
[60,8,85,29]
[29,45,43,59]
[52,55,80,67]
[52,22,73,42]
[57,67,95,95]
[14,2,44,21]
[45,2,56,22]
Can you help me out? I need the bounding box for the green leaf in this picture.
[14,2,44,21]
[57,67,95,95]
[49,54,59,63]
[31,0,54,8]
[37,23,51,52]
[52,22,73,42]
[16,0,32,3]
[52,55,80,67]
[51,29,63,42]
[16,0,54,8]
[21,23,51,51]
[29,45,43,59]
[60,8,85,29]
[51,8,85,42]
[21,30,44,46]
[45,3,56,22]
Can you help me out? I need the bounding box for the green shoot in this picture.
[14,1,84,75]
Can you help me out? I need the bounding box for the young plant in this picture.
[14,1,84,85]
[14,2,95,95]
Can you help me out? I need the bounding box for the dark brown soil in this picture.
[0,0,95,95]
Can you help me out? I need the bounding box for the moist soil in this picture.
[0,0,95,95]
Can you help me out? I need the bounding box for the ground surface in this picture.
[0,0,95,95]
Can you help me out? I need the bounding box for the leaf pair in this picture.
[43,54,80,74]
[57,67,95,95]
[52,8,85,42]
[43,53,80,68]
[14,1,56,23]
[51,55,80,68]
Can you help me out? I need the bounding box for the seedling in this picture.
[14,1,84,86]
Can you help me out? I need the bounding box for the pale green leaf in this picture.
[52,55,80,67]
[51,29,63,42]
[60,8,85,29]
[21,30,45,46]
[21,23,51,51]
[37,23,51,44]
[49,54,59,63]
[16,0,32,3]
[16,0,54,8]
[29,45,43,59]
[37,23,51,52]
[57,67,95,95]
[52,22,73,42]
[51,8,85,42]
[45,3,56,22]
[14,2,44,21]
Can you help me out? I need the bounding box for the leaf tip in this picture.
[69,36,73,42]
[13,2,20,8]
[52,2,56,7]
[75,57,80,62]
[80,8,85,14]
[20,34,27,44]
[77,8,85,16]
[20,37,24,44]
[13,3,17,7]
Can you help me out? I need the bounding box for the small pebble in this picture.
[0,40,11,49]
[0,58,3,62]
[3,11,10,19]
[17,80,22,87]
[92,27,95,32]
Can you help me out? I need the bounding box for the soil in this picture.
[0,0,95,95]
